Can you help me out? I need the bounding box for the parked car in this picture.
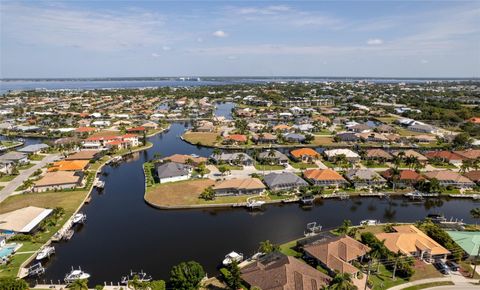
[446,260,459,271]
[433,260,450,275]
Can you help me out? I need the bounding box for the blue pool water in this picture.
[0,244,18,258]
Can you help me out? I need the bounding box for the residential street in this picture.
[0,154,60,202]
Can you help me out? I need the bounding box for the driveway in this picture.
[0,154,60,203]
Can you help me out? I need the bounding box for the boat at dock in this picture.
[359,219,380,226]
[28,262,45,277]
[245,200,265,209]
[93,178,105,189]
[73,213,87,224]
[304,222,322,237]
[120,270,153,284]
[107,156,123,165]
[64,267,91,284]
[36,246,55,260]
[299,195,315,205]
[223,251,244,266]
[63,229,74,241]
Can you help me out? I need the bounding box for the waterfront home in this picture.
[381,169,424,188]
[257,150,289,166]
[212,178,265,196]
[284,133,306,143]
[18,143,49,154]
[126,126,146,134]
[365,149,393,161]
[0,152,29,164]
[335,132,360,142]
[323,149,360,163]
[33,171,83,192]
[210,152,254,166]
[349,123,371,133]
[240,252,330,290]
[83,134,139,149]
[247,122,266,133]
[0,206,53,234]
[392,150,428,164]
[65,150,102,161]
[290,148,320,163]
[303,169,348,187]
[376,225,450,262]
[357,132,390,143]
[446,231,480,257]
[263,172,308,192]
[423,170,475,189]
[224,134,248,145]
[155,162,192,183]
[91,120,111,127]
[375,124,396,133]
[425,151,466,165]
[75,126,97,136]
[344,168,387,189]
[162,154,207,167]
[194,120,215,132]
[272,124,292,133]
[303,235,370,278]
[410,134,437,143]
[48,160,90,172]
[408,123,435,134]
[463,170,480,184]
[292,123,314,132]
[454,149,480,160]
[252,133,277,144]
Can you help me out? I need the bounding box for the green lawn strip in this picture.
[361,161,389,168]
[254,164,285,171]
[289,162,317,169]
[29,154,45,161]
[402,281,454,290]
[0,175,16,182]
[369,263,408,290]
[217,164,243,171]
[279,239,301,257]
[18,163,35,170]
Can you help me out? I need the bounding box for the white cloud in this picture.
[212,30,228,38]
[151,53,160,58]
[367,38,384,45]
[162,46,172,51]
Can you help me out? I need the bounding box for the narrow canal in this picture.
[36,121,480,285]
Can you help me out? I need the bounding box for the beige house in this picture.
[34,171,83,192]
[213,178,266,196]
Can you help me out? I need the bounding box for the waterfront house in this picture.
[126,126,146,134]
[376,225,450,262]
[0,206,53,234]
[357,132,390,143]
[464,170,480,184]
[210,152,254,166]
[410,135,436,143]
[0,160,14,174]
[381,169,424,188]
[48,160,90,172]
[155,162,192,183]
[365,149,393,161]
[454,149,480,160]
[290,148,320,163]
[272,124,292,133]
[446,231,480,257]
[408,123,435,134]
[292,124,314,132]
[257,150,289,166]
[240,252,331,290]
[303,169,348,187]
[212,178,265,196]
[252,133,277,144]
[303,235,370,278]
[263,172,308,192]
[0,152,29,164]
[392,150,428,164]
[65,150,102,161]
[423,170,475,189]
[195,120,215,132]
[323,149,360,163]
[284,133,306,143]
[18,143,49,154]
[375,124,396,133]
[425,151,466,165]
[349,123,371,133]
[344,168,387,189]
[224,134,248,145]
[335,132,360,142]
[162,154,207,167]
[33,171,83,192]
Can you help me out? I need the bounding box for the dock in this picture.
[359,192,386,198]
[449,194,480,199]
[321,192,349,199]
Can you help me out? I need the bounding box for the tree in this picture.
[0,277,28,290]
[169,261,205,290]
[259,240,279,254]
[470,208,480,225]
[329,273,356,290]
[147,280,166,290]
[337,219,353,236]
[213,148,221,157]
[223,261,242,289]
[195,162,207,178]
[453,133,471,149]
[218,165,229,176]
[305,134,314,144]
[68,279,89,290]
[200,186,215,201]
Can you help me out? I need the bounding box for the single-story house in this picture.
[0,206,53,234]
[392,150,428,164]
[0,152,29,164]
[210,152,254,166]
[252,133,277,144]
[241,252,331,290]
[303,235,370,278]
[0,160,14,174]
[284,133,306,143]
[424,151,466,165]
[257,150,289,166]
[454,149,480,161]
[290,148,320,163]
[303,169,348,187]
[376,225,450,262]
[446,231,480,257]
[335,132,360,142]
[365,149,393,161]
[17,143,49,154]
[48,160,89,172]
[65,150,102,161]
[33,171,83,192]
[155,162,192,183]
[212,178,265,196]
[464,170,480,184]
[162,154,207,167]
[423,170,475,189]
[408,123,435,133]
[381,169,424,188]
[323,149,360,162]
[263,172,308,192]
[345,169,387,189]
[224,134,248,144]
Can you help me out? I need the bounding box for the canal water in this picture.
[35,122,480,285]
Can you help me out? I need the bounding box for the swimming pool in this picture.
[0,244,18,259]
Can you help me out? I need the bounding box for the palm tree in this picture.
[329,273,356,290]
[390,167,401,191]
[68,279,89,290]
[212,148,221,157]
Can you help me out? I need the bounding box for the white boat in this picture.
[246,200,265,209]
[94,179,105,189]
[64,267,91,284]
[304,222,322,237]
[121,270,153,284]
[73,213,87,224]
[222,251,244,266]
[36,246,55,260]
[359,219,380,226]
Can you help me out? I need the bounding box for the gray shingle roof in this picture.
[155,162,191,179]
[264,172,308,188]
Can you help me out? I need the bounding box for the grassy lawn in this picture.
[0,175,16,182]
[289,161,318,170]
[375,117,398,124]
[369,263,408,290]
[254,164,285,171]
[403,281,454,290]
[459,260,480,279]
[313,129,332,135]
[321,160,336,168]
[145,179,265,207]
[312,136,335,146]
[279,239,301,257]
[29,154,45,161]
[361,161,389,168]
[18,163,35,170]
[0,190,88,277]
[183,131,220,146]
[89,156,111,171]
[217,164,243,171]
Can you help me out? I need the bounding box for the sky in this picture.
[0,0,479,78]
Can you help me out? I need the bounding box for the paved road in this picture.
[0,154,60,203]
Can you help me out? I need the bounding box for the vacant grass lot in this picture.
[183,131,220,146]
[312,136,335,146]
[254,164,285,171]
